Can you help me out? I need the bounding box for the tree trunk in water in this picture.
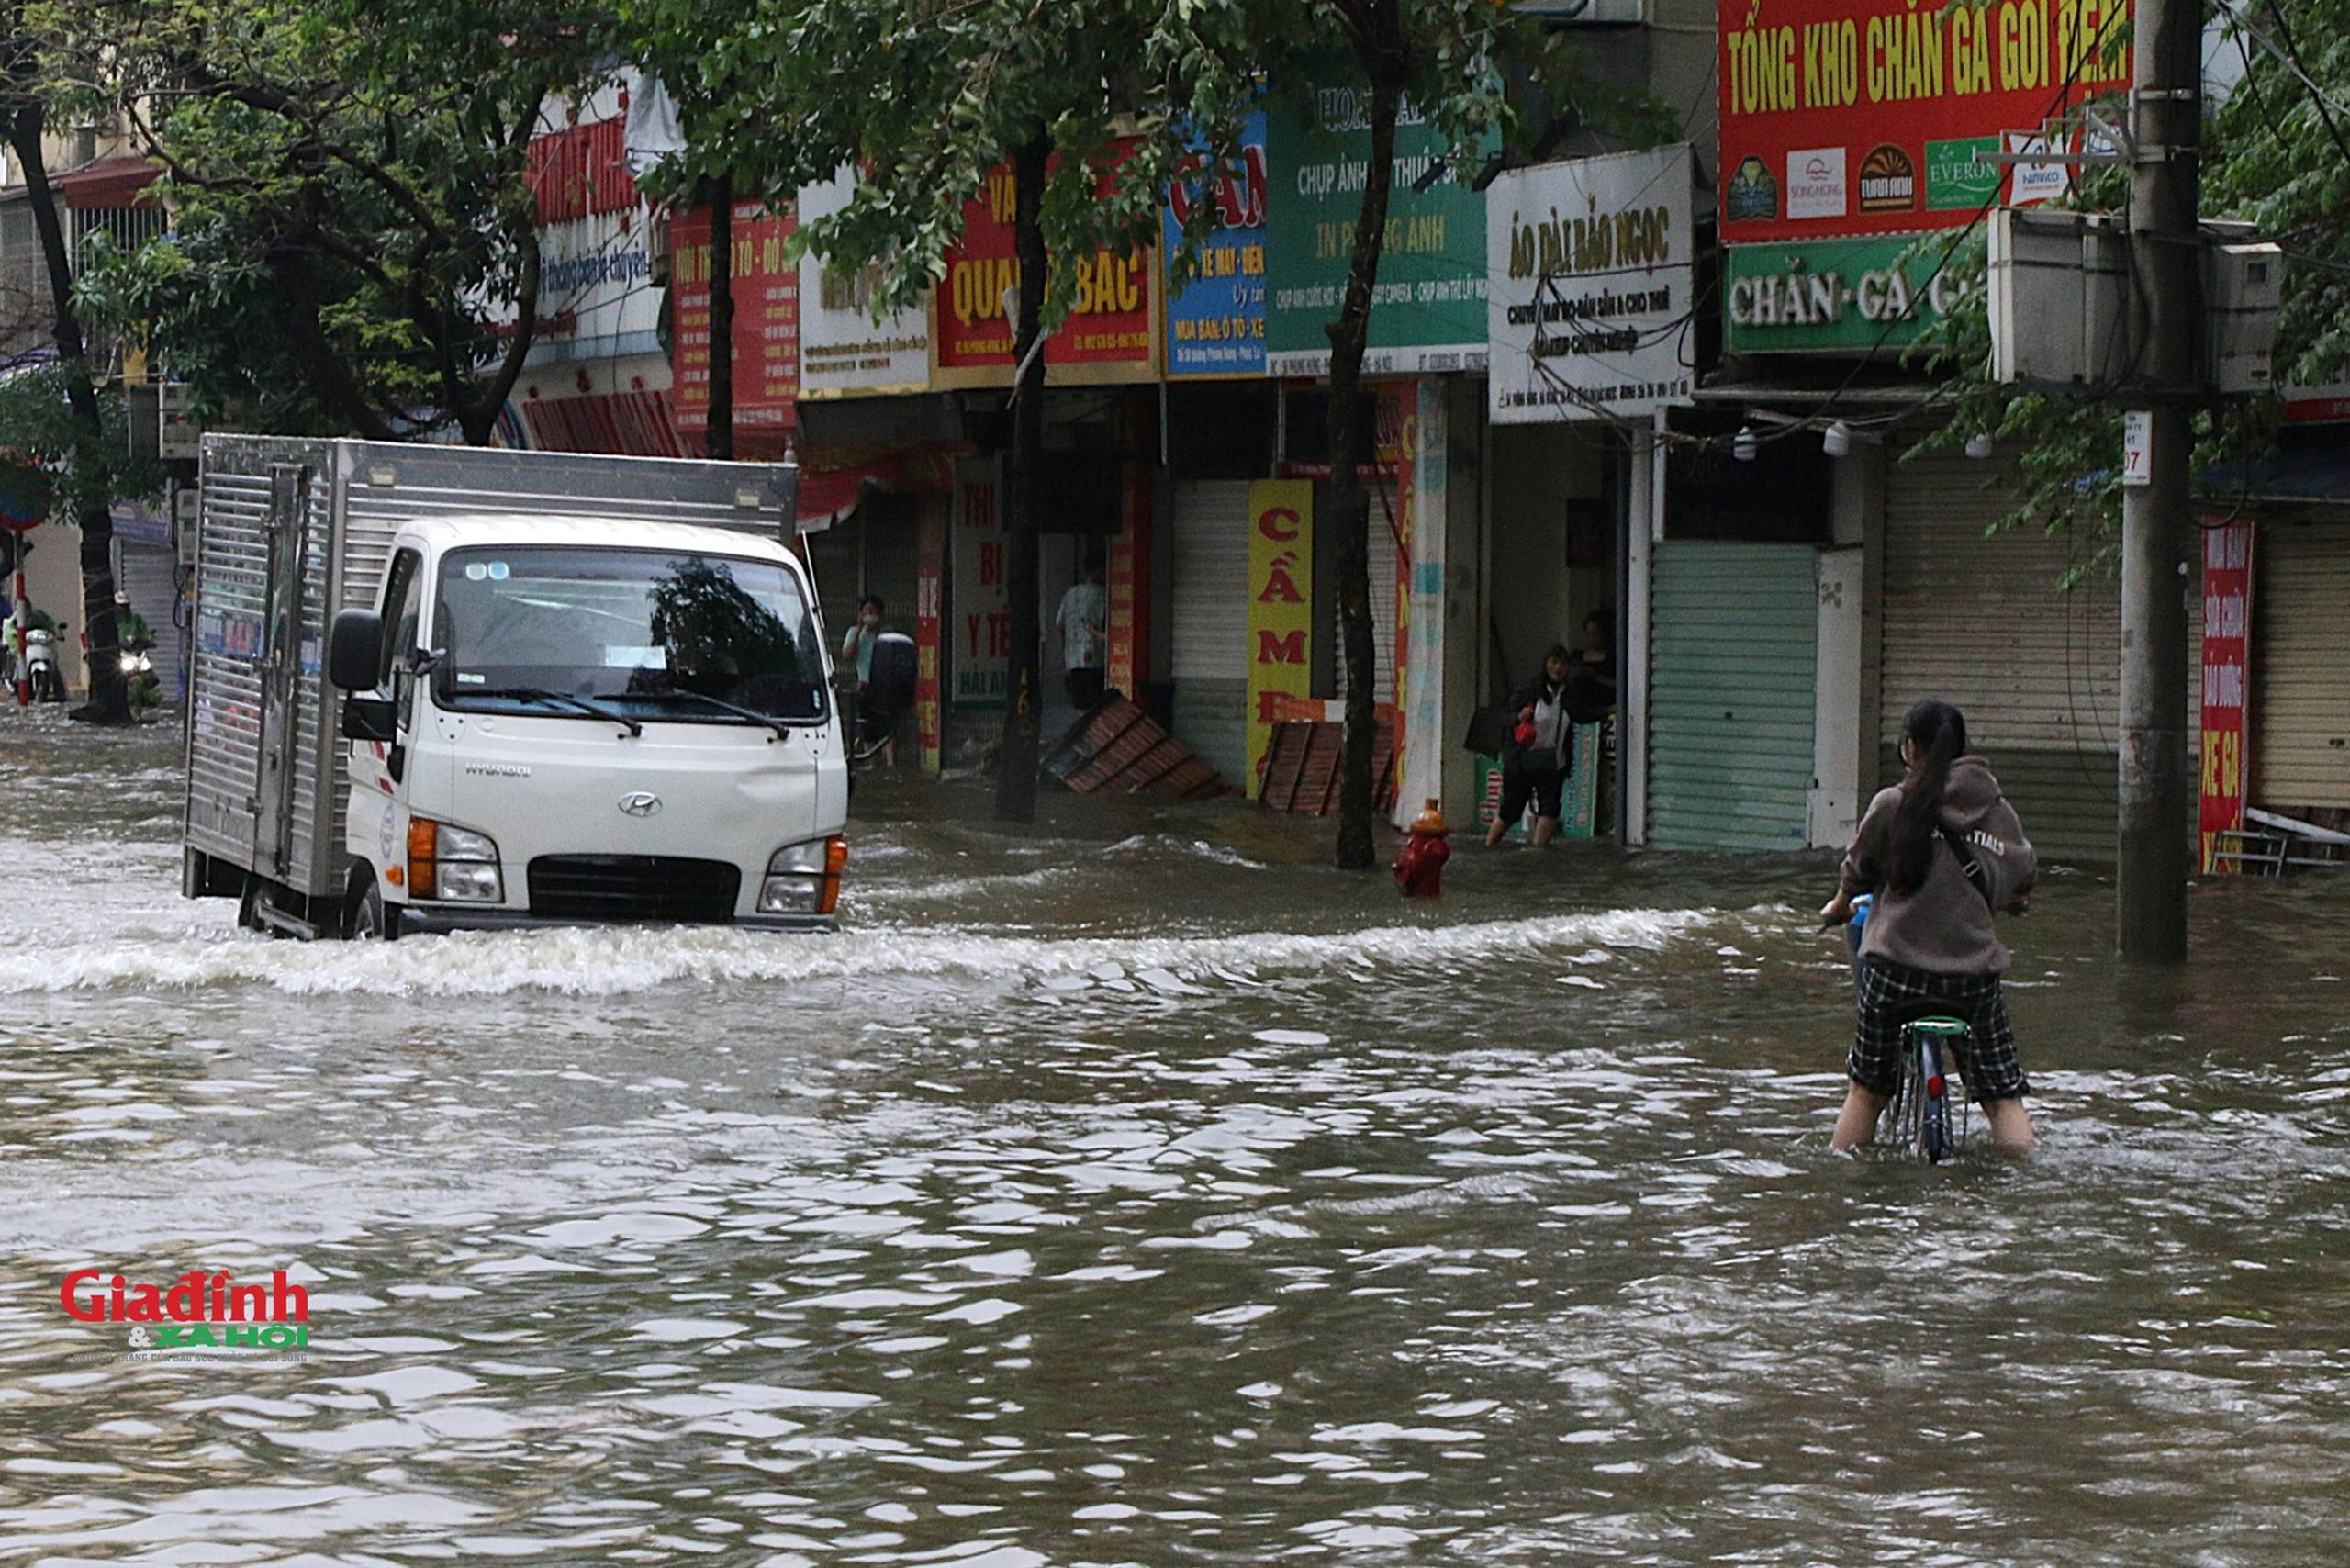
[707,172,735,460]
[1325,73,1400,868]
[6,104,128,724]
[994,132,1050,823]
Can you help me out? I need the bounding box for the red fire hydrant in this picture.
[1393,797,1451,899]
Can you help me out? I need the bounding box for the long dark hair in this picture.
[1888,699,1967,895]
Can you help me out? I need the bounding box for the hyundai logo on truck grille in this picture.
[617,792,663,818]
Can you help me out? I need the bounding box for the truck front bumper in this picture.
[398,905,836,935]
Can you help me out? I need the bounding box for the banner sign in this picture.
[797,170,933,398]
[522,103,659,360]
[934,148,1158,386]
[1724,233,1978,353]
[2199,519,2254,873]
[950,461,1009,708]
[1265,69,1494,378]
[1107,461,1152,695]
[1486,145,1695,424]
[1245,480,1315,795]
[1717,0,2131,243]
[671,200,800,435]
[916,511,945,774]
[1163,109,1270,378]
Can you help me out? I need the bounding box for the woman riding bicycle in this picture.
[1819,699,2039,1153]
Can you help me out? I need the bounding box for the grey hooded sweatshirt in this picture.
[1839,755,2036,976]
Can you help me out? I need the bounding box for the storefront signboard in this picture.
[934,146,1158,387]
[1265,68,1493,378]
[671,199,799,436]
[1723,232,1978,353]
[517,91,661,364]
[950,464,1009,708]
[796,169,933,398]
[2199,519,2254,873]
[1245,480,1315,795]
[1717,0,2131,243]
[1164,110,1270,378]
[1486,145,1696,423]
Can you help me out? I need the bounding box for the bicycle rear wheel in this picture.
[1880,1017,1969,1161]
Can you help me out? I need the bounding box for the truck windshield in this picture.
[431,545,830,724]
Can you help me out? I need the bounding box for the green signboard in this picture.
[1723,234,1979,354]
[1924,136,1999,211]
[1264,72,1494,378]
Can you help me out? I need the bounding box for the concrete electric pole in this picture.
[2116,0,2202,963]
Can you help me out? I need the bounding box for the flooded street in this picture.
[3,710,2348,1565]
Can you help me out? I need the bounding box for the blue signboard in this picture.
[1162,109,1269,378]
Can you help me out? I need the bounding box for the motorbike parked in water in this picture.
[17,625,66,703]
[121,643,161,717]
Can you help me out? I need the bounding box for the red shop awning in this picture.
[796,443,966,529]
[518,388,687,458]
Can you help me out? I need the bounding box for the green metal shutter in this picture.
[2253,515,2350,812]
[1648,542,1818,851]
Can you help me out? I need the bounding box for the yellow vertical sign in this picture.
[1245,479,1313,798]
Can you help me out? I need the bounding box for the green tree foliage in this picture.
[1911,0,2350,566]
[659,0,1651,844]
[668,0,1294,821]
[0,367,163,522]
[49,0,607,443]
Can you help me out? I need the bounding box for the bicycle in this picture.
[1880,1014,1972,1162]
[1842,895,1973,1163]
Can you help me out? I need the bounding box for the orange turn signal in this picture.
[407,816,437,895]
[817,835,848,915]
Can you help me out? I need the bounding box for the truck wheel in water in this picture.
[236,878,266,934]
[348,874,401,942]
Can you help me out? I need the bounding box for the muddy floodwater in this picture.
[1,709,2346,1565]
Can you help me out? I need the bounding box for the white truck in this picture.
[183,437,907,939]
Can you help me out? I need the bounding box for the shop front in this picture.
[1875,444,2204,862]
[2251,510,2350,823]
[1641,408,1839,852]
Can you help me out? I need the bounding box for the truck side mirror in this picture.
[327,608,383,691]
[865,631,917,718]
[341,694,397,743]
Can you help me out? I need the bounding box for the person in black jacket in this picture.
[1486,644,1577,848]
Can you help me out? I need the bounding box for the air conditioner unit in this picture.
[1988,208,2130,387]
[2207,242,2282,396]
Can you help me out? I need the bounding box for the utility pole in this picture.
[2115,0,2201,963]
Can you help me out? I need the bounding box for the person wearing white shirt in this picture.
[1055,554,1109,711]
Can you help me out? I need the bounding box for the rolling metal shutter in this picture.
[2252,515,2350,812]
[1169,479,1252,785]
[1648,542,1818,851]
[1880,453,2199,861]
[118,543,186,709]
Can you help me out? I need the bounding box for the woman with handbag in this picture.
[1485,644,1578,848]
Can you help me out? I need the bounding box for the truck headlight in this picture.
[761,836,847,916]
[435,824,498,862]
[435,860,505,902]
[408,817,503,902]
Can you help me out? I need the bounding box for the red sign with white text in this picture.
[2199,520,2254,873]
[1717,0,2131,242]
[672,201,800,436]
[935,148,1156,382]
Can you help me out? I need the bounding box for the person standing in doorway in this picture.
[839,595,894,766]
[1056,552,1108,711]
[1486,644,1576,848]
[1567,610,1616,716]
